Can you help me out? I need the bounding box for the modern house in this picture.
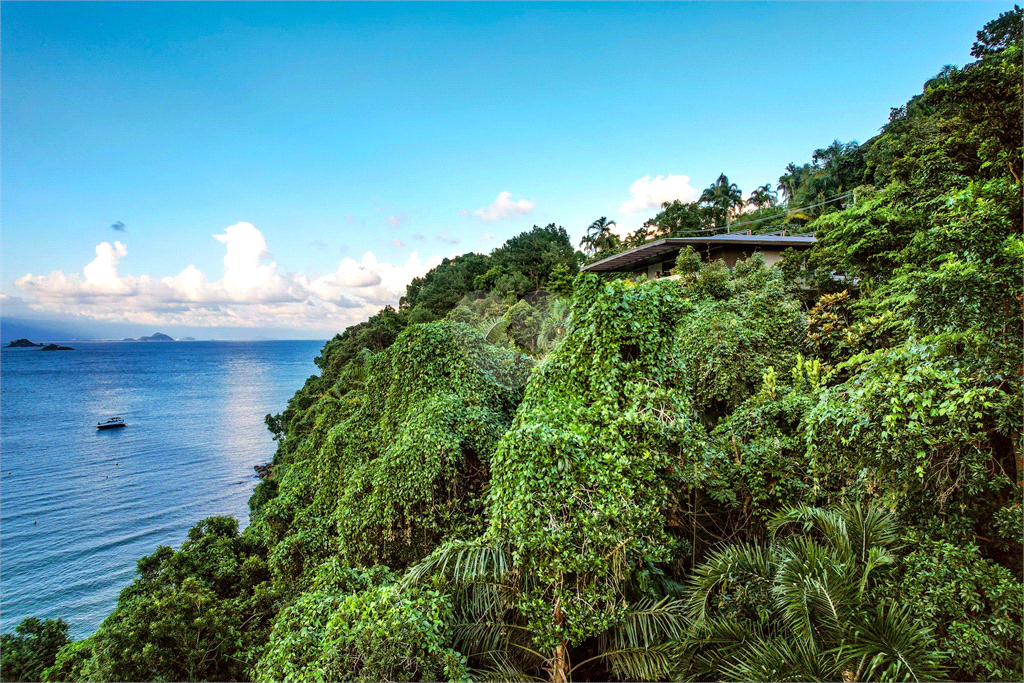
[580,233,816,279]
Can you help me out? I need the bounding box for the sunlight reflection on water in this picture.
[0,340,323,636]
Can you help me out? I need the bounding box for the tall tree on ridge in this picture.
[699,174,744,230]
[747,183,778,209]
[581,217,619,256]
[777,162,804,204]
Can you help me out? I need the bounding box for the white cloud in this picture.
[392,239,404,247]
[14,223,443,332]
[474,191,534,221]
[213,222,293,302]
[619,174,698,215]
[437,232,460,244]
[83,241,131,294]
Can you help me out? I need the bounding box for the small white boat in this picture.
[97,417,126,430]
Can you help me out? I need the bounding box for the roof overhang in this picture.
[581,234,816,272]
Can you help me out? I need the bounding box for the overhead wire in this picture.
[691,191,855,235]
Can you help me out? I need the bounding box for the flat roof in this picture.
[581,234,816,272]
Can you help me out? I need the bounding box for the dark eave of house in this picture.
[580,234,817,273]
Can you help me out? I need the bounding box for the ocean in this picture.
[0,340,325,637]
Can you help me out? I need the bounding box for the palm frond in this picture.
[774,536,860,646]
[470,650,547,683]
[452,620,510,658]
[770,504,851,559]
[842,504,900,563]
[859,545,896,596]
[401,539,512,588]
[686,542,773,621]
[679,618,758,682]
[609,598,688,650]
[603,643,678,682]
[716,634,837,683]
[688,616,752,646]
[840,603,947,683]
[452,580,515,622]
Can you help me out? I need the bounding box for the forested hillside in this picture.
[3,9,1021,683]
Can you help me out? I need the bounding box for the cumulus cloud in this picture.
[618,174,698,215]
[83,241,132,294]
[474,191,534,221]
[437,232,460,245]
[14,222,443,332]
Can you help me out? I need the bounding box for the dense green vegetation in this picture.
[5,10,1021,683]
[0,619,70,683]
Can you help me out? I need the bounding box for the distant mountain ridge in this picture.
[134,333,175,342]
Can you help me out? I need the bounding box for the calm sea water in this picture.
[0,340,324,637]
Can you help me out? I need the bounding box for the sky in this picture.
[0,1,1011,339]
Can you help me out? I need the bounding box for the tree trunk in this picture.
[549,592,569,682]
[551,642,569,683]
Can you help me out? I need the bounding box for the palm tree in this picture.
[404,539,687,682]
[777,162,804,204]
[699,174,745,230]
[812,139,851,169]
[580,217,619,256]
[537,297,573,353]
[747,184,778,210]
[681,504,945,682]
[626,223,652,247]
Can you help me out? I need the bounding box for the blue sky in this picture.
[1,2,1010,338]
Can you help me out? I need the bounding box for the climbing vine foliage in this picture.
[18,11,1023,683]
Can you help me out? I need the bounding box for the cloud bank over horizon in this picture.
[9,174,701,334]
[14,222,444,332]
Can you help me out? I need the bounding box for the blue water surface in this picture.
[0,340,324,636]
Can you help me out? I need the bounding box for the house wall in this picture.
[719,248,785,268]
[632,248,788,279]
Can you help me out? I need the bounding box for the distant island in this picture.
[125,333,175,342]
[179,336,197,341]
[5,338,74,350]
[6,338,43,348]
